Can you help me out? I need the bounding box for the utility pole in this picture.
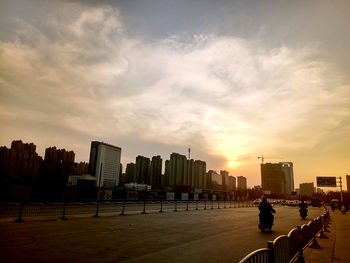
[339,176,343,203]
[258,155,264,164]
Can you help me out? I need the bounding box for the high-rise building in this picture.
[261,162,294,195]
[125,163,136,182]
[168,153,188,186]
[150,155,162,189]
[228,176,236,191]
[164,153,206,189]
[43,146,75,183]
[220,170,229,190]
[135,155,151,184]
[0,140,42,183]
[194,160,206,189]
[207,170,221,190]
[237,176,247,190]
[347,175,350,193]
[88,141,121,188]
[281,162,294,195]
[300,182,314,197]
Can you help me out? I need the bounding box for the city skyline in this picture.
[1,0,350,189]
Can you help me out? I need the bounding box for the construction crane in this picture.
[258,155,282,164]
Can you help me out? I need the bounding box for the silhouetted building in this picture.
[194,160,206,189]
[135,155,151,184]
[126,163,136,182]
[347,175,350,193]
[228,176,236,191]
[88,141,121,188]
[237,176,247,190]
[150,155,162,189]
[0,140,42,183]
[164,153,206,190]
[220,170,229,190]
[73,162,89,175]
[281,162,294,195]
[207,170,222,190]
[261,162,294,195]
[300,182,314,197]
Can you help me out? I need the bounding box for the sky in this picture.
[0,0,349,189]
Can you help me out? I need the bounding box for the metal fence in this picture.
[0,200,257,222]
[239,207,330,263]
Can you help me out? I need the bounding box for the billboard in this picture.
[316,176,337,187]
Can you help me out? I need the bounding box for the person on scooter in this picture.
[258,196,275,231]
[299,200,308,219]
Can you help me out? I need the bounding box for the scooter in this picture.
[258,209,276,232]
[299,208,308,219]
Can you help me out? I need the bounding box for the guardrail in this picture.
[0,200,257,222]
[239,207,330,263]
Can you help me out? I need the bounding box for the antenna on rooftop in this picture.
[188,148,191,159]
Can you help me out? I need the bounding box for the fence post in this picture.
[196,200,198,210]
[93,201,100,217]
[319,216,327,238]
[186,200,189,211]
[267,241,274,263]
[60,202,67,220]
[142,200,147,214]
[174,200,177,212]
[297,225,306,263]
[14,203,24,223]
[224,200,226,208]
[120,201,126,216]
[217,201,220,209]
[159,200,163,213]
[204,200,207,210]
[229,200,232,208]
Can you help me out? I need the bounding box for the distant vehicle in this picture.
[253,199,261,205]
[281,200,287,205]
[286,200,300,207]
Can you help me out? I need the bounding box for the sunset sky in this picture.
[1,0,349,189]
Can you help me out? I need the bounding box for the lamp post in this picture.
[94,163,103,218]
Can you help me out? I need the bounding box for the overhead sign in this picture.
[316,177,336,187]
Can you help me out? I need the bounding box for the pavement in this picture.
[303,208,350,263]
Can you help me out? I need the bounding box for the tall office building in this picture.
[237,176,247,190]
[281,162,294,195]
[88,141,121,188]
[261,162,294,195]
[135,155,151,184]
[150,155,162,189]
[347,175,350,193]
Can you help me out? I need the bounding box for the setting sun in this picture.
[228,160,235,166]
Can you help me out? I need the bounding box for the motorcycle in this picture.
[299,207,308,219]
[258,208,276,232]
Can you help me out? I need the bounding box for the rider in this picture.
[258,196,275,228]
[299,200,308,216]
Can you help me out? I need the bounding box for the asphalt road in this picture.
[0,205,323,263]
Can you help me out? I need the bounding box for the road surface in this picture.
[0,205,323,263]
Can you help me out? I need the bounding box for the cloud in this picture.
[0,1,349,181]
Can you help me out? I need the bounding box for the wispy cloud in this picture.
[0,2,349,185]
